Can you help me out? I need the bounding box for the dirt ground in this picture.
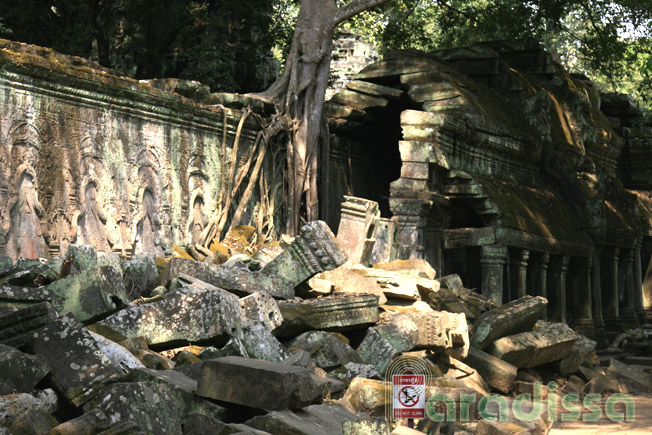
[550,395,652,434]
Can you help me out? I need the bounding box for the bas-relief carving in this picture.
[133,189,163,256]
[77,180,113,252]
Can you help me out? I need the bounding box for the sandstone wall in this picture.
[0,40,262,259]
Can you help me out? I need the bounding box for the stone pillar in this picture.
[591,251,608,347]
[481,245,508,305]
[573,257,595,339]
[603,247,620,331]
[537,253,550,320]
[620,248,639,327]
[336,196,380,266]
[550,255,569,323]
[634,240,646,324]
[389,199,431,260]
[642,240,652,322]
[511,249,529,299]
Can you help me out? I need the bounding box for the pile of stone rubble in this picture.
[1,220,650,435]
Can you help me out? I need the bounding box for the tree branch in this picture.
[333,0,390,27]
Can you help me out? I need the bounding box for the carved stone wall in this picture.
[0,39,265,259]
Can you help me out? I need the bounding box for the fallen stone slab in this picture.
[0,262,58,287]
[356,327,400,375]
[275,293,379,338]
[411,311,469,359]
[343,417,391,435]
[121,254,158,299]
[440,355,490,396]
[0,301,59,348]
[63,244,98,274]
[88,331,145,374]
[50,408,112,435]
[328,362,383,385]
[93,286,242,347]
[0,284,53,313]
[353,266,428,300]
[6,408,58,434]
[240,291,283,331]
[488,323,578,368]
[241,320,290,361]
[435,274,463,295]
[551,334,596,376]
[606,358,652,392]
[84,381,182,434]
[122,367,228,423]
[245,403,358,435]
[0,389,58,426]
[373,258,437,280]
[336,196,380,266]
[464,346,517,394]
[342,378,391,416]
[0,344,50,394]
[32,315,121,407]
[288,331,363,369]
[374,314,419,353]
[45,266,130,323]
[471,295,548,350]
[196,356,329,411]
[317,267,387,305]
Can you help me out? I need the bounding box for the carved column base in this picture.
[619,307,639,329]
[636,308,647,325]
[603,315,625,333]
[592,317,609,348]
[573,318,595,340]
[645,308,652,323]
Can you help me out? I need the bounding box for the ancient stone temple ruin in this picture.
[0,39,277,260]
[325,40,652,343]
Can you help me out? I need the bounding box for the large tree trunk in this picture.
[260,0,388,235]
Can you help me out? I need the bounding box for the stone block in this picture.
[262,220,348,285]
[356,327,399,375]
[0,389,58,426]
[488,323,578,368]
[0,344,50,394]
[84,382,182,434]
[0,262,58,287]
[6,408,58,434]
[88,331,145,374]
[121,254,158,299]
[288,331,362,369]
[50,409,112,435]
[94,286,242,347]
[32,315,120,407]
[464,346,517,394]
[373,259,437,279]
[64,244,98,274]
[328,362,383,385]
[318,267,387,304]
[343,378,391,416]
[245,403,358,435]
[374,314,419,353]
[336,196,380,266]
[0,284,53,313]
[471,295,548,350]
[435,274,464,295]
[606,358,651,392]
[196,356,328,411]
[343,417,390,435]
[275,294,379,338]
[122,367,227,423]
[240,291,283,331]
[182,413,226,435]
[369,217,397,265]
[45,266,130,323]
[0,301,59,348]
[409,311,470,359]
[474,420,530,435]
[241,320,290,362]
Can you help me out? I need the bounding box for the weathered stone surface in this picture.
[435,274,464,295]
[94,286,242,347]
[474,420,530,435]
[374,314,419,353]
[196,356,328,411]
[45,266,130,323]
[288,331,363,369]
[0,262,58,287]
[342,378,391,416]
[356,327,399,375]
[0,344,50,394]
[411,311,470,358]
[245,403,358,435]
[464,346,517,393]
[182,413,226,435]
[88,331,145,374]
[471,296,548,350]
[373,259,437,280]
[50,408,112,435]
[64,245,98,274]
[440,355,490,396]
[121,254,158,300]
[343,417,390,435]
[7,408,59,434]
[241,320,290,361]
[329,362,383,385]
[85,382,182,434]
[489,322,579,368]
[262,220,348,286]
[336,196,380,266]
[318,268,388,305]
[0,301,58,348]
[0,389,58,426]
[240,291,283,331]
[122,367,227,422]
[275,294,379,338]
[606,358,652,392]
[353,266,430,301]
[32,315,120,407]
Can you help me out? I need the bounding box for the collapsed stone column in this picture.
[480,245,508,305]
[573,256,595,339]
[336,196,380,266]
[603,246,620,330]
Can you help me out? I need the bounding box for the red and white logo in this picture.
[393,374,425,419]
